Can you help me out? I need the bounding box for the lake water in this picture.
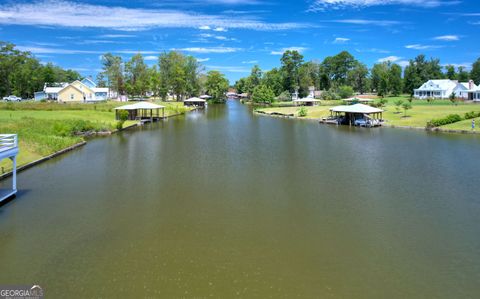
[1,100,479,298]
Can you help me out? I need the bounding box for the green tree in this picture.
[457,66,469,82]
[402,102,412,117]
[100,53,124,96]
[280,50,304,92]
[388,63,403,96]
[205,70,229,103]
[347,62,369,94]
[445,65,457,80]
[471,58,480,85]
[321,51,357,87]
[262,68,284,96]
[124,53,149,97]
[252,84,275,104]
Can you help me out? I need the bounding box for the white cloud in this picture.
[242,60,259,64]
[0,1,310,31]
[144,55,158,61]
[442,63,472,69]
[17,46,158,55]
[197,58,210,62]
[199,25,211,30]
[333,37,350,44]
[433,35,459,41]
[175,47,240,53]
[405,44,443,50]
[270,47,308,55]
[98,34,135,38]
[377,56,402,63]
[334,19,401,26]
[213,27,227,32]
[309,0,457,11]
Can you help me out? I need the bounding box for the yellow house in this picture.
[58,80,95,103]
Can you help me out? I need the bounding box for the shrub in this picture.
[394,99,404,113]
[116,121,124,130]
[276,91,292,102]
[298,107,308,117]
[427,114,462,128]
[465,111,480,119]
[402,102,412,117]
[320,90,339,101]
[337,85,354,99]
[252,85,275,104]
[118,110,129,122]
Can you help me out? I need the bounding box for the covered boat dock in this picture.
[184,97,207,108]
[114,102,166,122]
[293,97,321,106]
[327,104,384,127]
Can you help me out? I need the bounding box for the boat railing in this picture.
[0,134,18,152]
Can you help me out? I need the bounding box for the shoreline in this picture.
[254,110,480,135]
[0,110,194,181]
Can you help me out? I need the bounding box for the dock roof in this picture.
[114,102,165,110]
[330,103,384,114]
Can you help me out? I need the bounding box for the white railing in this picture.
[0,134,18,152]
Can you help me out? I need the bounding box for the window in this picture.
[70,94,74,100]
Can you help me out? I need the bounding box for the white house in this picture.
[34,78,109,102]
[413,79,476,100]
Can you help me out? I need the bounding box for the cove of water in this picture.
[0,100,479,298]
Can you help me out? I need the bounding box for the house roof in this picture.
[184,97,206,102]
[114,102,165,110]
[44,87,64,93]
[330,103,384,114]
[93,87,109,93]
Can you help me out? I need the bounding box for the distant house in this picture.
[35,78,108,102]
[413,79,476,100]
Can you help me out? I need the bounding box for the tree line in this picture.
[234,50,480,103]
[98,51,229,103]
[0,42,81,98]
[0,41,230,103]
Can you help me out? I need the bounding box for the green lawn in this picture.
[256,96,480,131]
[0,101,191,173]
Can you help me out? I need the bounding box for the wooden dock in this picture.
[0,134,18,203]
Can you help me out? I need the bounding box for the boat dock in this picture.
[0,134,18,203]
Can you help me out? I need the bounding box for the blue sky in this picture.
[0,0,479,83]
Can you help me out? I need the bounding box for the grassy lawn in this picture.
[441,118,479,131]
[0,101,191,174]
[256,96,480,131]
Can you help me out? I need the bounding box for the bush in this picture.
[276,91,292,102]
[252,85,275,104]
[118,110,129,122]
[298,107,308,117]
[337,85,354,99]
[427,114,462,128]
[465,111,480,119]
[116,121,124,130]
[320,90,339,101]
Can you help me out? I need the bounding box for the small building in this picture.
[114,102,165,121]
[329,104,384,127]
[413,79,473,100]
[184,97,206,107]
